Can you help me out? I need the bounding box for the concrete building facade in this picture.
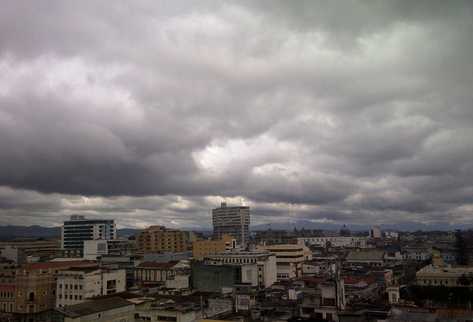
[204,251,277,288]
[212,203,250,247]
[83,239,133,260]
[56,267,126,307]
[258,244,312,280]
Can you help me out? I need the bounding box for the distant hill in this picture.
[251,220,473,232]
[0,220,469,241]
[117,228,141,238]
[0,225,60,240]
[0,225,141,241]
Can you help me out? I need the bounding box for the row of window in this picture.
[211,257,259,264]
[0,291,14,298]
[58,294,82,300]
[58,284,83,290]
[420,279,456,286]
[0,302,14,312]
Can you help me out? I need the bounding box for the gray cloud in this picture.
[0,1,472,228]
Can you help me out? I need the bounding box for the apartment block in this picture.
[136,226,189,254]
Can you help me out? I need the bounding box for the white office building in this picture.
[61,215,116,251]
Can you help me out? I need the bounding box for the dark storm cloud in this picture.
[0,0,473,228]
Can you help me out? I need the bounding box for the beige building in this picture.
[56,296,135,322]
[137,226,190,254]
[416,264,473,287]
[56,267,126,307]
[258,244,312,280]
[134,261,179,287]
[192,235,236,260]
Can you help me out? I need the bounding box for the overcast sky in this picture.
[1,1,472,229]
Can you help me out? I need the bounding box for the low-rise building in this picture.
[297,236,368,249]
[191,262,242,293]
[299,280,346,321]
[384,245,403,263]
[134,261,179,288]
[343,275,380,304]
[83,239,134,260]
[135,299,201,322]
[257,244,312,280]
[204,251,277,288]
[56,267,126,307]
[416,264,473,287]
[11,261,96,321]
[345,250,385,267]
[0,239,61,262]
[403,247,432,262]
[143,251,192,263]
[0,260,16,317]
[54,296,135,322]
[100,255,138,288]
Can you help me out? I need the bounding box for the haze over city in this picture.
[1,0,473,230]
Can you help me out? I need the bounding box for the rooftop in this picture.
[346,250,384,262]
[57,297,133,318]
[23,260,96,271]
[137,261,178,269]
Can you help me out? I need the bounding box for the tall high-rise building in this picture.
[212,202,250,246]
[61,215,116,251]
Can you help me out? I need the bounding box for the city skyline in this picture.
[1,1,473,230]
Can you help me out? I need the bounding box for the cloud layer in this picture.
[1,1,473,229]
